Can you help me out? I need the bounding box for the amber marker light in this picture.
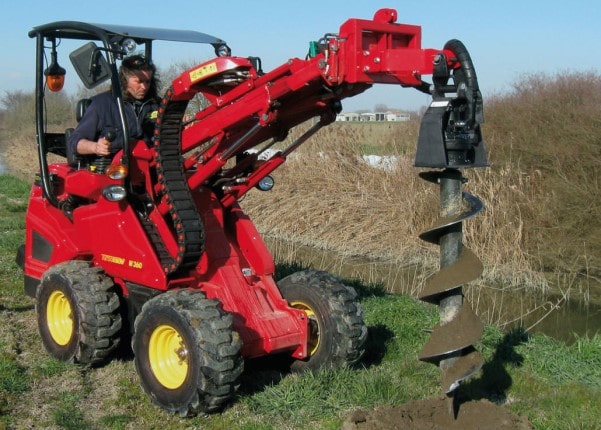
[44,39,66,92]
[106,164,129,180]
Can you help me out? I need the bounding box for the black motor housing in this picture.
[414,40,488,169]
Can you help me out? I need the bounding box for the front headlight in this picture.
[102,185,127,202]
[216,44,232,57]
[121,38,137,54]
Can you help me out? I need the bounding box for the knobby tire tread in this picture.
[132,289,243,416]
[40,260,122,365]
[279,269,367,369]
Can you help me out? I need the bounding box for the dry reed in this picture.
[245,72,601,303]
[243,120,550,299]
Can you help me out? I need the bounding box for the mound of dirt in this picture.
[342,397,532,430]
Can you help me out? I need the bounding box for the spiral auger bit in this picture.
[413,40,488,417]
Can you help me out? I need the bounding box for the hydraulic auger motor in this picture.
[414,40,488,415]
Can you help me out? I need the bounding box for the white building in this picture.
[335,112,360,121]
[336,111,411,122]
[386,112,411,121]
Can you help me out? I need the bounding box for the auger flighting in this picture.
[414,40,488,416]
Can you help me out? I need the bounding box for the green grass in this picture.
[0,173,599,429]
[0,174,29,297]
[51,392,92,430]
[0,353,29,394]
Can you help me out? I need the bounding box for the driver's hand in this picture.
[95,137,111,156]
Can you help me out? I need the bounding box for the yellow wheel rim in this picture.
[149,324,189,389]
[291,301,320,356]
[47,290,74,346]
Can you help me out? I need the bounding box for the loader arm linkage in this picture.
[150,8,481,275]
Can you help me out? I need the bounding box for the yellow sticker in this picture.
[101,254,125,265]
[189,62,218,82]
[148,110,158,119]
[128,260,143,269]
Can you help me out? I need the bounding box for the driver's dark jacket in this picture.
[67,91,159,156]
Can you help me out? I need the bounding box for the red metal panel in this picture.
[191,189,307,358]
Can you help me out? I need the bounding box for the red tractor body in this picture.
[23,163,307,359]
[20,9,485,415]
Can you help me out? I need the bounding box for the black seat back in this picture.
[66,98,91,166]
[76,98,92,122]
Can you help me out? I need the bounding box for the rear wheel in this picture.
[132,289,243,416]
[278,269,367,371]
[36,260,122,364]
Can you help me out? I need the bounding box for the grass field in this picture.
[1,174,600,429]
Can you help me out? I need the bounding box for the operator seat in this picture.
[65,98,91,166]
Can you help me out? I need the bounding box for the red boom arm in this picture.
[156,8,459,209]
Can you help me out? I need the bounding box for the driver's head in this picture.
[119,55,159,101]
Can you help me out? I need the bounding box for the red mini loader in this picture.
[19,9,486,416]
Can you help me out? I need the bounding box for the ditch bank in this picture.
[266,237,601,344]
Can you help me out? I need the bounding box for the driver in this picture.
[67,54,160,159]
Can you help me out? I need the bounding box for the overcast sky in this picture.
[2,0,600,111]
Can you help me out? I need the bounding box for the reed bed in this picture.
[245,72,601,299]
[243,121,546,295]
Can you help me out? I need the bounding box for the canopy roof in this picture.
[29,21,226,46]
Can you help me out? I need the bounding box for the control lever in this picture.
[94,130,115,174]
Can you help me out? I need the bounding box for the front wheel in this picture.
[278,269,367,372]
[36,260,122,365]
[132,289,243,417]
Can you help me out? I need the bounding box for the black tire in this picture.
[132,289,243,417]
[36,260,122,365]
[277,269,367,371]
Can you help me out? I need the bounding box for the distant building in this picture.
[361,112,376,122]
[335,112,360,121]
[386,112,411,121]
[335,111,410,122]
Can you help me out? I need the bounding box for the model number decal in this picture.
[101,254,143,269]
[101,254,125,265]
[189,63,218,82]
[128,260,143,269]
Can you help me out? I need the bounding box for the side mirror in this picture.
[69,42,111,89]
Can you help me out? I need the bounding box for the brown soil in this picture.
[342,397,532,430]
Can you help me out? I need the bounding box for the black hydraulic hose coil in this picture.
[443,39,484,130]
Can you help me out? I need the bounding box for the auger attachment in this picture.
[414,40,487,416]
[415,40,487,169]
